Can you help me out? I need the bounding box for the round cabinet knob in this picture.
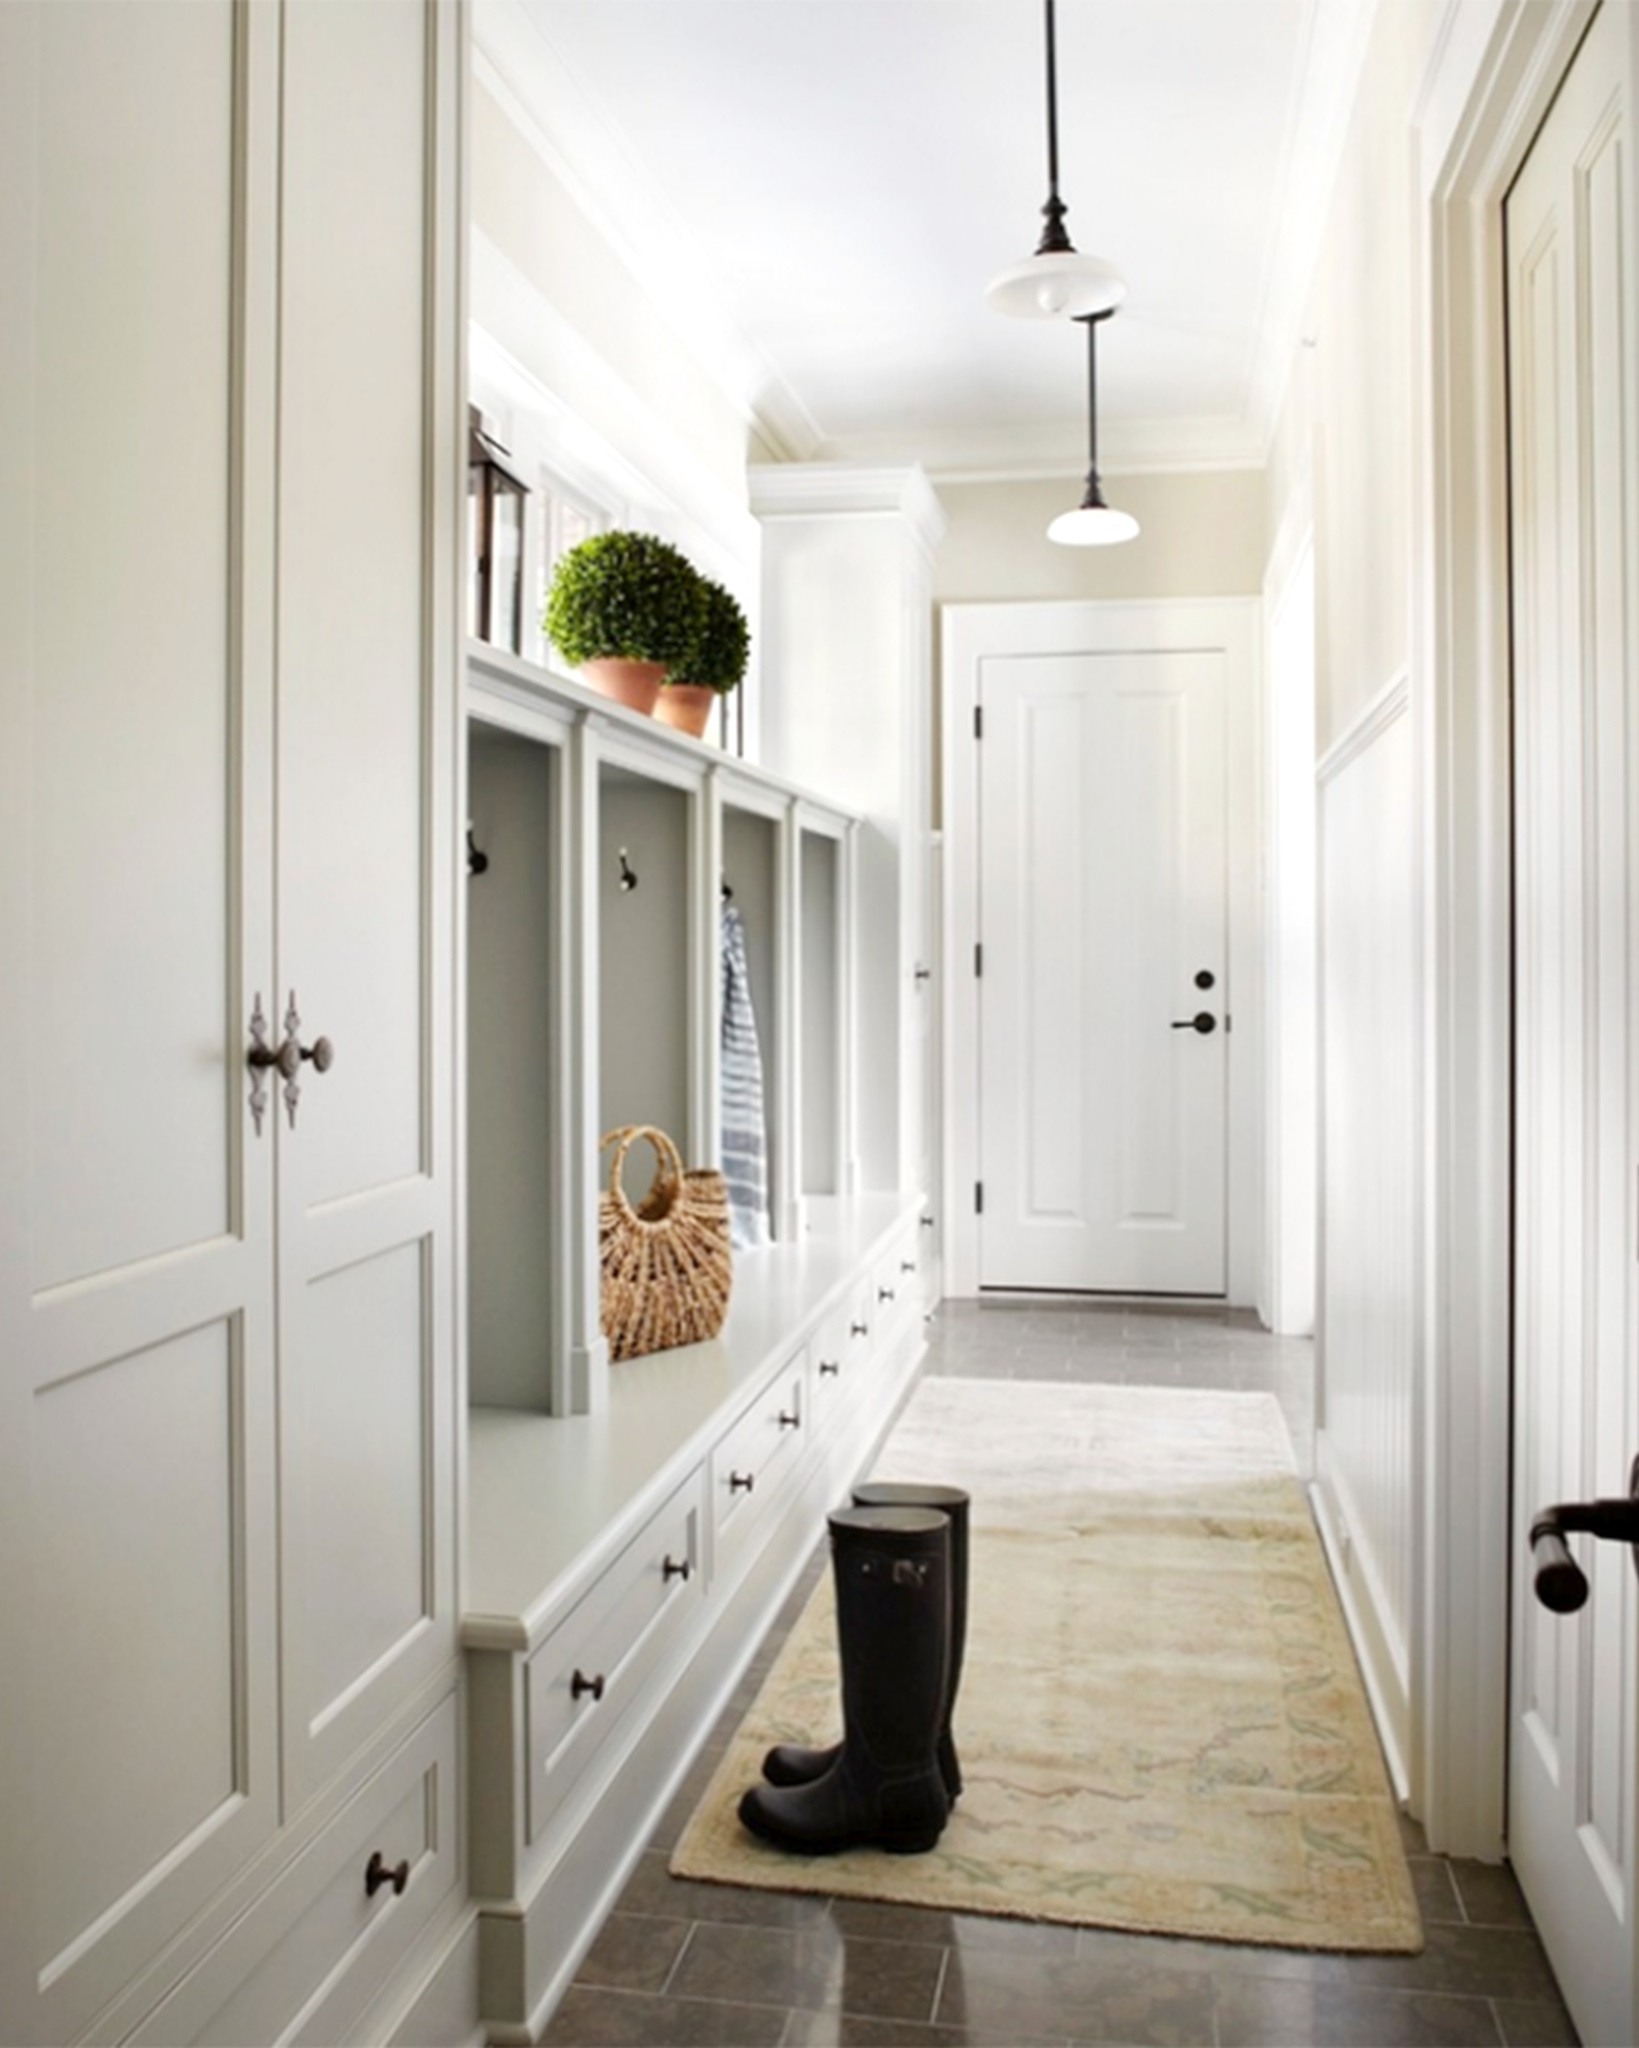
[662,1555,691,1581]
[778,1409,800,1429]
[571,1668,606,1702]
[729,1470,755,1494]
[365,1851,409,1898]
[818,1359,841,1378]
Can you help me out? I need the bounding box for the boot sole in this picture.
[737,1792,944,1858]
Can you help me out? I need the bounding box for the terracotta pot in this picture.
[580,657,665,715]
[653,684,720,739]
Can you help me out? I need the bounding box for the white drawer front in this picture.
[710,1360,807,1569]
[872,1227,921,1349]
[808,1306,852,1434]
[137,1692,459,2048]
[526,1473,704,1843]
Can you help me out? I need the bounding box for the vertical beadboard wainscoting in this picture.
[1313,672,1417,1796]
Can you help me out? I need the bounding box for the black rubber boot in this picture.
[762,1481,969,1802]
[738,1505,951,1855]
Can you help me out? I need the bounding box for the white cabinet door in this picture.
[0,2,461,2034]
[0,5,281,2036]
[272,0,461,1816]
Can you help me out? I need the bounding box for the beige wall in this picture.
[933,470,1266,607]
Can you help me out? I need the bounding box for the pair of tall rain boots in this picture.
[737,1480,969,1856]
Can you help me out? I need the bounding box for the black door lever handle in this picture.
[1529,1456,1639,1612]
[1171,1012,1217,1035]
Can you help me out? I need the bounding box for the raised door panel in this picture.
[274,0,460,1811]
[0,3,281,2036]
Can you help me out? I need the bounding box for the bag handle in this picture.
[600,1124,684,1221]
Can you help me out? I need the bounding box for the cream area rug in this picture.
[670,1378,1423,1953]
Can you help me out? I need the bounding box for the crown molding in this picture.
[748,463,948,556]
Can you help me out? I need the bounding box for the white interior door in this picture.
[977,647,1228,1294]
[1506,7,1639,2042]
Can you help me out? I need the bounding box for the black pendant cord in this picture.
[1037,0,1075,256]
[1077,310,1114,510]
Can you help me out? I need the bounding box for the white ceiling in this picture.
[475,0,1377,480]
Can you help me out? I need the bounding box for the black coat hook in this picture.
[618,847,638,892]
[467,827,489,877]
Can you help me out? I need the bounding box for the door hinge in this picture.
[975,1181,984,1214]
[974,705,983,740]
[974,943,983,977]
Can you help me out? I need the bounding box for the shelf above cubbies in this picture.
[466,641,857,834]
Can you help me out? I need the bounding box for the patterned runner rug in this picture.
[670,1377,1423,1953]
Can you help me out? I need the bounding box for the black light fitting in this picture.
[987,0,1125,320]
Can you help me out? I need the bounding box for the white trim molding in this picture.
[1412,0,1600,1859]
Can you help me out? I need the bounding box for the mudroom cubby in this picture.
[598,756,700,1157]
[798,814,851,1207]
[467,717,568,1412]
[719,784,788,1238]
[460,644,929,2041]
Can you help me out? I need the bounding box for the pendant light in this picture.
[987,0,1124,319]
[1048,310,1139,546]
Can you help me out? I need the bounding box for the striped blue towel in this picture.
[721,901,771,1248]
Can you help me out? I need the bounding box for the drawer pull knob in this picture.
[365,1851,409,1899]
[819,1359,841,1377]
[878,1287,896,1303]
[900,1260,916,1274]
[850,1320,869,1339]
[778,1409,801,1429]
[921,1213,935,1229]
[729,1470,755,1494]
[662,1554,692,1581]
[571,1668,606,1702]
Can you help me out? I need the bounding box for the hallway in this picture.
[537,1302,1576,2047]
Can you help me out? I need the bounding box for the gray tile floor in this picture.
[538,1300,1578,2048]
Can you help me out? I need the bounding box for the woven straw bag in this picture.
[598,1125,733,1361]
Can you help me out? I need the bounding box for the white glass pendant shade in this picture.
[1048,501,1140,546]
[987,250,1125,320]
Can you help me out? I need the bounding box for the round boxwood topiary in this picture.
[543,530,704,669]
[667,577,749,693]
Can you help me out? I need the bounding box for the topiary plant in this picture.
[667,577,750,693]
[543,530,704,669]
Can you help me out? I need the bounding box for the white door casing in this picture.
[943,599,1259,1306]
[1506,6,1639,2041]
[976,647,1229,1295]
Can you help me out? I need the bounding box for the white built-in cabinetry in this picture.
[460,649,931,2039]
[0,3,466,2042]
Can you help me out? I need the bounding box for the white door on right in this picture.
[977,647,1228,1295]
[1507,7,1639,2044]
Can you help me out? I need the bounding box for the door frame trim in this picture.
[1414,0,1600,1857]
[940,597,1261,1305]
